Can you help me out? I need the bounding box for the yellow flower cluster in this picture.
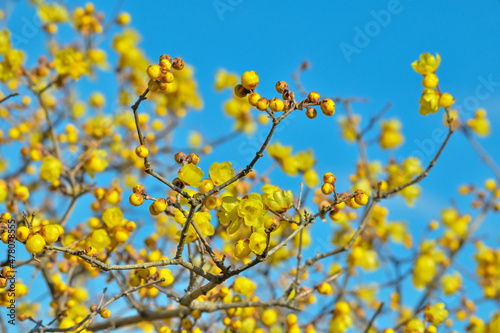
[412,53,454,115]
[379,119,404,149]
[474,242,500,298]
[413,240,445,289]
[330,301,352,333]
[467,108,490,136]
[0,29,25,85]
[73,3,103,34]
[386,157,423,206]
[267,142,319,187]
[54,48,89,80]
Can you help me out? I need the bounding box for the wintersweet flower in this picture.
[233,276,256,296]
[178,163,204,187]
[412,53,441,75]
[380,119,404,149]
[218,196,243,234]
[467,109,490,136]
[413,255,436,288]
[209,161,234,186]
[234,239,251,259]
[303,169,319,187]
[442,272,462,295]
[261,187,293,214]
[193,212,214,237]
[0,30,11,55]
[404,318,424,333]
[330,301,352,333]
[87,229,111,252]
[418,88,440,116]
[214,69,238,90]
[238,193,265,228]
[102,207,124,228]
[54,48,89,80]
[83,149,108,178]
[40,156,63,183]
[249,232,267,255]
[0,179,8,203]
[424,303,448,326]
[281,156,299,176]
[267,142,292,160]
[295,150,315,171]
[38,3,69,23]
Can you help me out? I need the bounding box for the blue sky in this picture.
[2,0,500,331]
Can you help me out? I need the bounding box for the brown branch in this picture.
[0,92,19,104]
[45,244,218,282]
[363,302,384,333]
[381,110,455,198]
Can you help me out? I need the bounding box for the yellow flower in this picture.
[303,169,319,187]
[218,196,243,234]
[424,303,448,326]
[87,49,108,69]
[0,180,7,203]
[209,161,235,186]
[193,211,214,237]
[238,193,265,228]
[234,239,251,259]
[442,273,461,295]
[38,3,69,23]
[0,29,11,55]
[214,69,238,90]
[412,53,441,75]
[40,156,63,183]
[404,318,424,333]
[413,255,436,288]
[102,207,124,228]
[261,187,293,214]
[295,150,315,171]
[83,149,108,178]
[339,116,359,142]
[87,229,111,252]
[54,48,89,80]
[267,142,292,160]
[178,163,204,187]
[233,276,256,296]
[418,88,440,116]
[380,119,404,149]
[467,109,490,136]
[330,302,352,333]
[249,232,267,255]
[347,246,378,270]
[281,156,299,176]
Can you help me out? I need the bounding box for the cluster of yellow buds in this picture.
[467,108,490,136]
[412,53,454,115]
[146,54,185,92]
[0,212,63,254]
[474,242,500,298]
[73,3,104,34]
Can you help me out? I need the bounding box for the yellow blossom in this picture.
[261,188,293,214]
[233,277,256,296]
[178,163,204,187]
[209,161,235,186]
[418,88,440,116]
[54,48,89,80]
[249,232,267,255]
[412,53,441,75]
[102,207,124,228]
[40,156,63,183]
